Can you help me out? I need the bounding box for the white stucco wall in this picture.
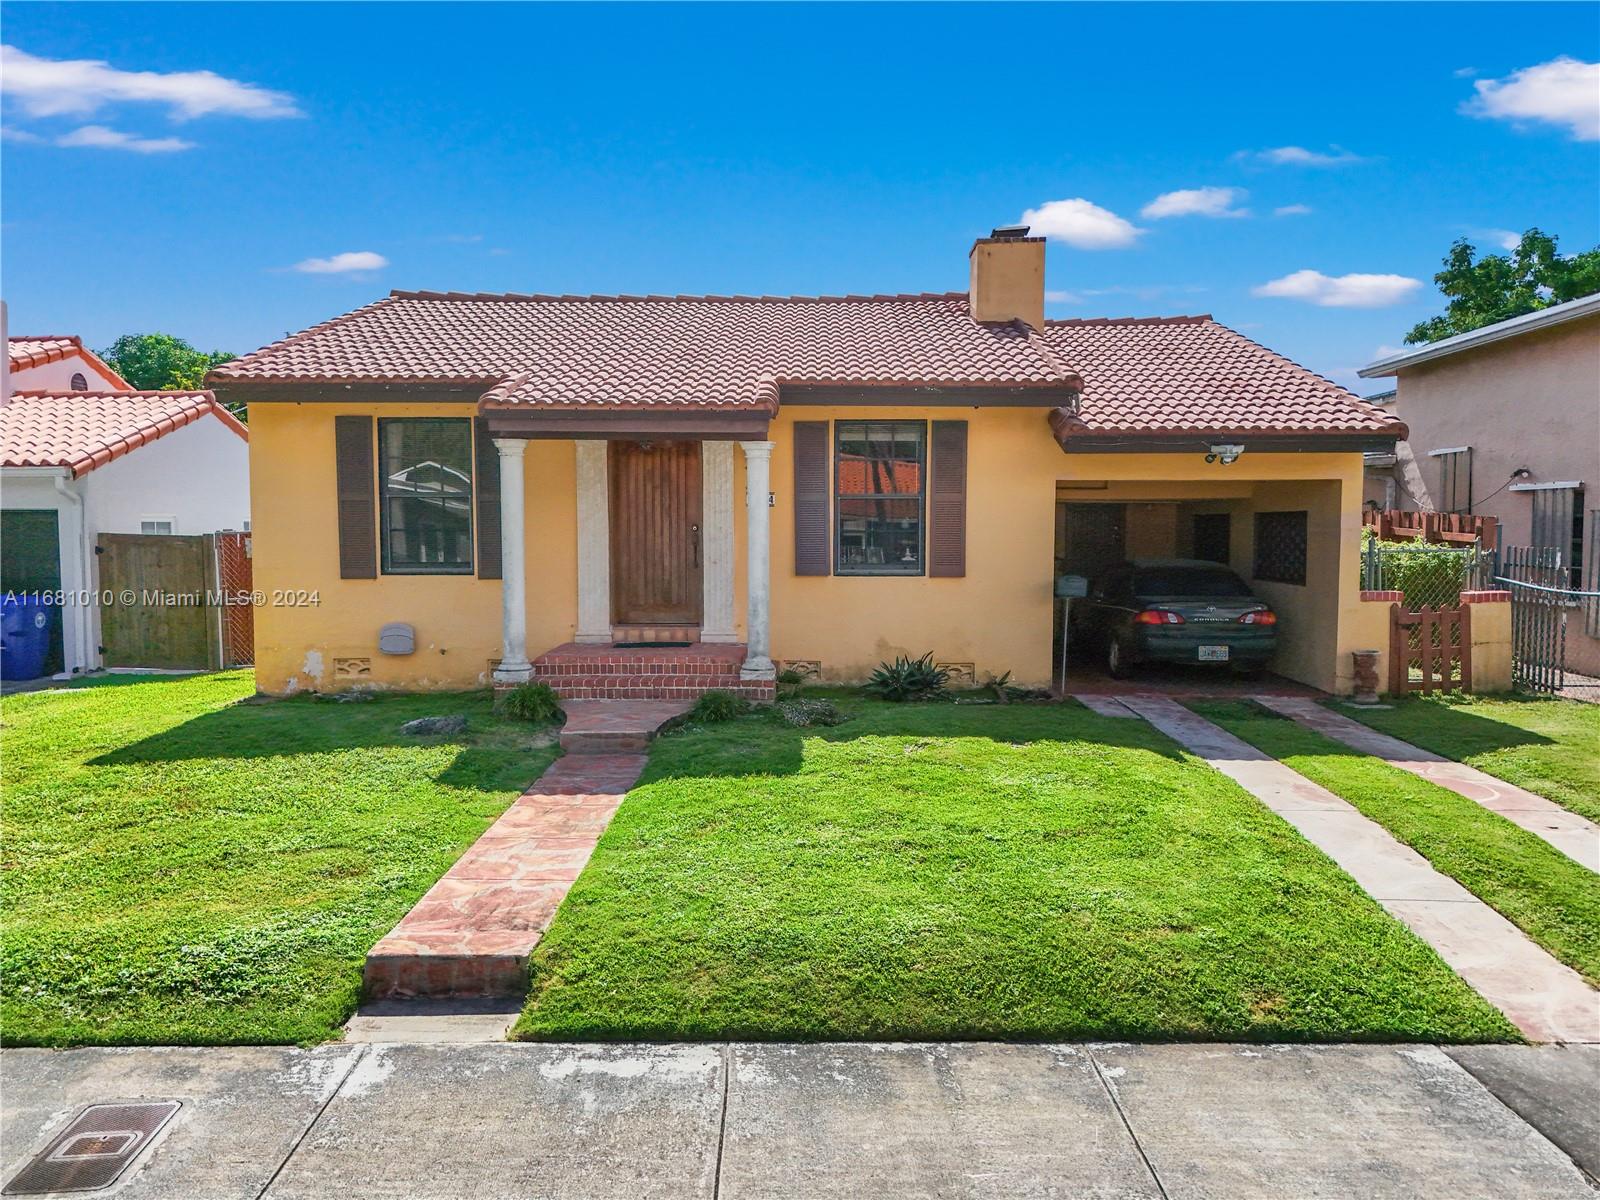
[10,349,125,392]
[81,414,251,535]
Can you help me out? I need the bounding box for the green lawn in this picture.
[1193,700,1600,987]
[514,697,1515,1043]
[1,672,555,1047]
[1338,695,1600,824]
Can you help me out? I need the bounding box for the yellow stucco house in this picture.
[211,229,1411,699]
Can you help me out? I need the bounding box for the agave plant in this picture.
[864,652,950,702]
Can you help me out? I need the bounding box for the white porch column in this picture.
[574,440,613,643]
[739,440,776,678]
[491,438,533,683]
[700,441,737,642]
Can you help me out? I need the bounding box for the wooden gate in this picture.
[96,534,217,670]
[1389,602,1471,694]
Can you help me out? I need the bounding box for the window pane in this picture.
[835,419,925,575]
[837,421,922,496]
[379,418,474,573]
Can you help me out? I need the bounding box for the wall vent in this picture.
[333,657,372,681]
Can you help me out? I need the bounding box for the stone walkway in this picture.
[1257,695,1600,871]
[362,700,691,1002]
[1113,695,1600,1044]
[5,1042,1593,1198]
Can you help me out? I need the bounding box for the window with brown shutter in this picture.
[793,421,829,575]
[929,420,967,578]
[334,415,377,579]
[475,419,502,580]
[835,421,926,575]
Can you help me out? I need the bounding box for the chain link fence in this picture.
[1360,539,1495,610]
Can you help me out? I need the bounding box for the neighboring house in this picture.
[211,229,1406,698]
[1,326,251,678]
[1360,294,1600,673]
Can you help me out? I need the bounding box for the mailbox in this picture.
[1055,574,1088,599]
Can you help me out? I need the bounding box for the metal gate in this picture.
[1497,546,1600,695]
[213,532,254,668]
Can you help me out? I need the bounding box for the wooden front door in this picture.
[609,440,703,625]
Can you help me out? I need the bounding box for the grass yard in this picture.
[514,697,1516,1043]
[1,672,556,1047]
[1339,695,1600,824]
[1193,700,1600,987]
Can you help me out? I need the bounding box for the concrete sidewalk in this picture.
[3,1042,1594,1199]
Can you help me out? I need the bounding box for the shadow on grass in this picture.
[641,696,1189,785]
[1332,695,1558,756]
[89,689,556,793]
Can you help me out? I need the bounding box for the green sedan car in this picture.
[1074,558,1278,678]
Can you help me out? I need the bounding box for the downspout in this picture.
[53,472,94,675]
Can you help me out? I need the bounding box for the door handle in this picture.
[691,523,700,568]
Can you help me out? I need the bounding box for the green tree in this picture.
[1406,230,1600,344]
[100,334,240,417]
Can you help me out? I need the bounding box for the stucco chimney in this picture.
[969,226,1045,329]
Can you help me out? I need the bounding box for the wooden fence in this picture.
[1364,509,1498,550]
[1389,602,1471,695]
[95,532,253,671]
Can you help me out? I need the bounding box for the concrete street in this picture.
[3,1041,1595,1199]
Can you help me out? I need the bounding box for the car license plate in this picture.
[1198,645,1230,662]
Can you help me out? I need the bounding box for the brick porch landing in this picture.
[530,641,775,702]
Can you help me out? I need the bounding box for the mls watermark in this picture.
[3,589,319,608]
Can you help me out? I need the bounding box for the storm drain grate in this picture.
[4,1102,179,1195]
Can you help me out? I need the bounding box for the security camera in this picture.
[1205,443,1244,465]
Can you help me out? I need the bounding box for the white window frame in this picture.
[140,516,177,535]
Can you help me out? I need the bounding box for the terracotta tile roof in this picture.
[0,390,247,477]
[211,291,1080,409]
[8,336,131,389]
[210,291,1400,439]
[1040,316,1405,440]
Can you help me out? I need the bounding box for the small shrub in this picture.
[864,652,950,702]
[690,690,748,723]
[499,682,562,724]
[776,667,808,699]
[776,698,847,727]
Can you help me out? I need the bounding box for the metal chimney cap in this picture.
[989,224,1031,240]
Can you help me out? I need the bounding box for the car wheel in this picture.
[1107,637,1129,680]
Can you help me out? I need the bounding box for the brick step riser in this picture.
[363,954,527,1001]
[533,665,744,679]
[554,685,776,702]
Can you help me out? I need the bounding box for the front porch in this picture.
[487,436,777,701]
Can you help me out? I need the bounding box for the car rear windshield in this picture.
[1133,568,1253,598]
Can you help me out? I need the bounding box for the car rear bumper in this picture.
[1130,627,1277,665]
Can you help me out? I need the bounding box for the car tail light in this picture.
[1135,609,1185,625]
[1240,610,1277,625]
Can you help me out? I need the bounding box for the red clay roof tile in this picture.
[0,390,246,477]
[209,291,1400,439]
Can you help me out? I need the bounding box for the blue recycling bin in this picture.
[1,594,57,681]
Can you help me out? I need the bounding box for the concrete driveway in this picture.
[2,1042,1594,1199]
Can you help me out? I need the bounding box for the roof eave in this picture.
[1358,293,1600,378]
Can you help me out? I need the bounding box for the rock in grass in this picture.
[400,714,467,736]
[776,698,847,727]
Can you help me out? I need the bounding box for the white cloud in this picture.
[1141,186,1249,219]
[55,124,193,153]
[1464,57,1600,140]
[1233,145,1370,167]
[1454,67,1479,79]
[0,44,301,120]
[293,251,389,275]
[1273,204,1314,217]
[1468,227,1522,251]
[1020,198,1143,249]
[0,124,43,143]
[1252,269,1423,308]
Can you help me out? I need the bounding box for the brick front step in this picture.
[528,641,775,703]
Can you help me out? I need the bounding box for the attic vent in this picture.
[70,372,88,391]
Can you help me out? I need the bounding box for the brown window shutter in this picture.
[475,419,502,579]
[929,420,968,578]
[334,415,376,579]
[793,422,829,575]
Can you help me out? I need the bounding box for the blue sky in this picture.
[3,2,1597,395]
